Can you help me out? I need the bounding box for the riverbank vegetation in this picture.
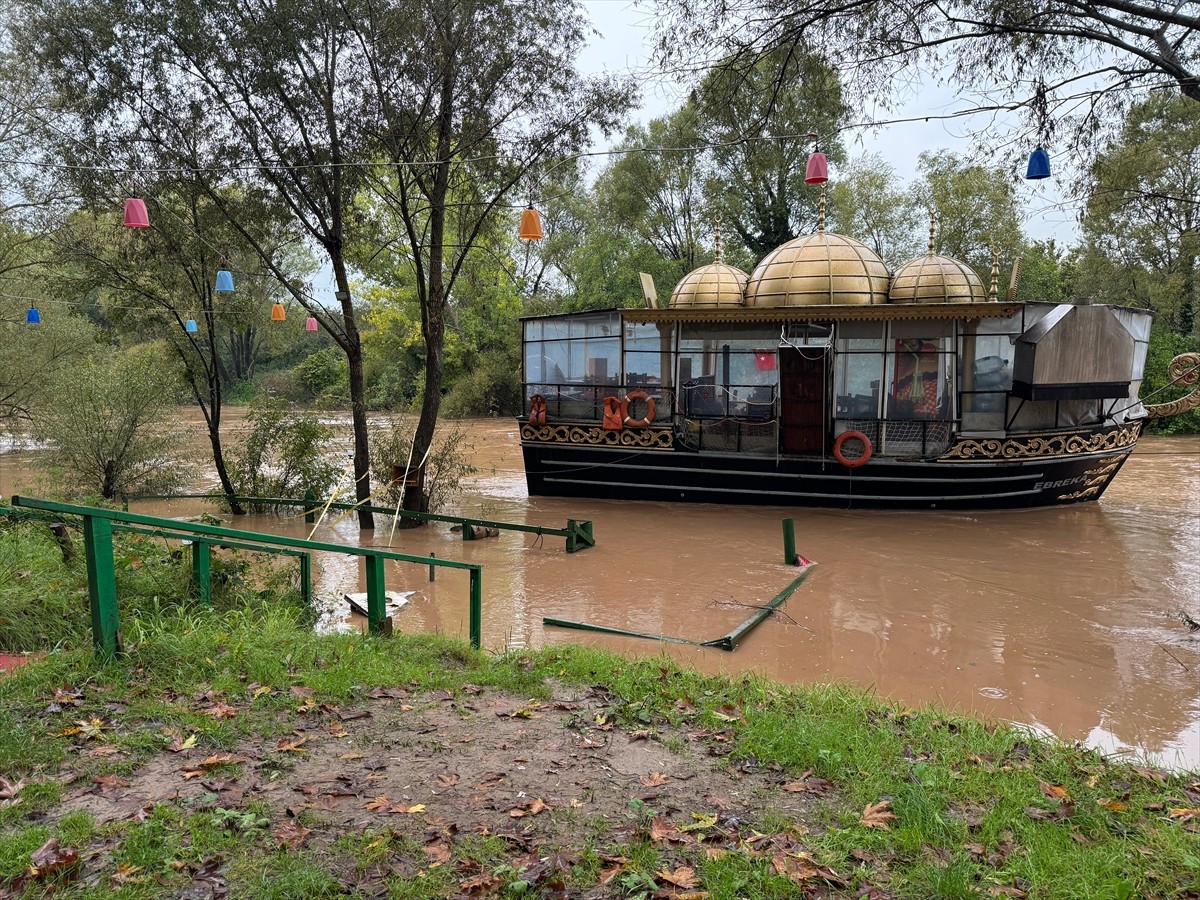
[0,518,1197,899]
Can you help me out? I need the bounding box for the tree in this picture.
[913,152,1025,279]
[697,48,848,255]
[32,347,190,500]
[359,0,634,512]
[827,153,923,263]
[0,301,96,427]
[652,0,1200,160]
[1075,92,1199,332]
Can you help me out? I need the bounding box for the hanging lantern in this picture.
[26,306,41,324]
[518,205,543,240]
[305,315,319,332]
[123,197,150,228]
[215,269,235,292]
[804,151,828,185]
[1025,146,1051,180]
[271,302,286,322]
[185,317,198,333]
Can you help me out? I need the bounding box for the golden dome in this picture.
[669,260,749,308]
[888,253,985,304]
[888,215,985,304]
[744,230,890,307]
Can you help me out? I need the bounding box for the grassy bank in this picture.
[0,520,1198,899]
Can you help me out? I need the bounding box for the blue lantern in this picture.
[1025,146,1051,180]
[26,306,40,324]
[215,269,235,292]
[185,317,198,333]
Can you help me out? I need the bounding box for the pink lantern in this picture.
[305,315,319,332]
[123,197,150,228]
[804,151,828,185]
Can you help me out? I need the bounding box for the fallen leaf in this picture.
[649,817,689,844]
[771,852,845,884]
[365,796,392,811]
[860,800,897,831]
[435,773,460,788]
[277,736,307,752]
[457,872,498,893]
[1167,807,1200,821]
[273,822,312,848]
[0,778,26,800]
[200,754,244,768]
[640,771,669,787]
[27,838,80,879]
[1099,799,1127,812]
[405,804,426,814]
[1039,781,1071,801]
[204,703,238,719]
[658,866,699,888]
[680,812,718,833]
[111,862,144,885]
[423,840,451,864]
[782,776,835,795]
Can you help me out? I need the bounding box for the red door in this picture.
[779,348,827,454]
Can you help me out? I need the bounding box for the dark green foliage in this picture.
[1143,329,1200,434]
[440,349,522,417]
[225,399,340,505]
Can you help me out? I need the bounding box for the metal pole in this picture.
[469,567,482,650]
[365,554,387,634]
[782,518,796,566]
[191,541,212,604]
[82,514,120,659]
[299,552,312,607]
[429,552,436,582]
[304,490,315,525]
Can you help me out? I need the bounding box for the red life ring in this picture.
[623,389,656,428]
[833,430,872,468]
[529,394,547,426]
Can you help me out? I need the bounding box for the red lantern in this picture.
[804,151,828,185]
[123,197,150,228]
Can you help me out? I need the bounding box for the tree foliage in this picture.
[653,0,1200,161]
[32,346,190,499]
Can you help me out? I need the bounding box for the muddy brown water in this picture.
[3,415,1198,770]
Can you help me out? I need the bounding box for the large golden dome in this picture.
[744,229,890,307]
[888,219,984,304]
[669,260,749,308]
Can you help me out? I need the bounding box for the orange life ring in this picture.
[833,430,872,468]
[529,394,547,426]
[623,389,656,428]
[601,396,625,430]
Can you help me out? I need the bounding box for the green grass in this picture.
[1,523,1198,899]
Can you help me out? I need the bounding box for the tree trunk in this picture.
[207,399,245,516]
[332,263,374,530]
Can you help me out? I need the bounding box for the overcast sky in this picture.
[576,0,1078,246]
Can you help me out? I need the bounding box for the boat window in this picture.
[678,324,779,420]
[834,339,883,419]
[523,312,621,421]
[959,334,1013,432]
[623,321,671,387]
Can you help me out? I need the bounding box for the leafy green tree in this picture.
[32,346,190,500]
[913,152,1025,280]
[827,153,923,264]
[698,48,848,255]
[1075,92,1199,333]
[0,300,97,427]
[226,399,340,506]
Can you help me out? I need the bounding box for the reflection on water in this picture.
[2,413,1198,769]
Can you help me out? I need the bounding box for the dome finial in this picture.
[989,248,1000,302]
[928,210,937,255]
[714,220,724,263]
[818,185,827,233]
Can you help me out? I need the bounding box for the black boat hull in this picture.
[520,422,1141,510]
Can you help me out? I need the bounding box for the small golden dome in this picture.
[744,231,890,307]
[669,261,749,308]
[888,253,985,304]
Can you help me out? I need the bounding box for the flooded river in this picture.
[2,417,1198,769]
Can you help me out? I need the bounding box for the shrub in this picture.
[225,399,341,507]
[368,418,476,514]
[441,349,522,417]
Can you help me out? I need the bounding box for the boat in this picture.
[518,212,1200,510]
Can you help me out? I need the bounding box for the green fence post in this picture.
[566,519,577,553]
[82,514,120,659]
[461,520,474,541]
[299,552,312,607]
[469,567,482,650]
[365,553,388,634]
[782,518,796,566]
[304,490,315,525]
[191,541,212,604]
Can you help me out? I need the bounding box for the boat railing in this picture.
[837,418,953,458]
[524,383,677,424]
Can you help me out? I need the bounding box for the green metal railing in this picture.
[124,493,596,553]
[10,496,484,660]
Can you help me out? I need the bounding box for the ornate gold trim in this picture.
[1145,352,1200,419]
[520,423,675,450]
[1057,455,1125,500]
[941,423,1141,461]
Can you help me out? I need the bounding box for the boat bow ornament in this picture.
[1144,352,1200,419]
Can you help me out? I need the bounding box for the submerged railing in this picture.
[9,496,484,660]
[124,493,596,553]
